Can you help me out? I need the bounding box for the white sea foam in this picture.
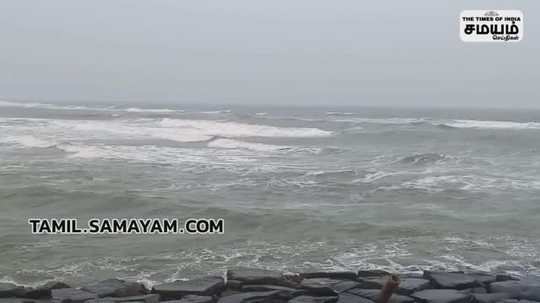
[444,119,540,130]
[402,175,540,192]
[0,135,55,148]
[125,107,178,113]
[328,115,540,130]
[159,118,332,138]
[208,138,290,152]
[0,100,180,113]
[326,111,358,116]
[332,117,428,125]
[199,110,232,114]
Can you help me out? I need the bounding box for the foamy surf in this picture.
[208,138,290,152]
[443,119,540,130]
[159,118,332,138]
[0,135,56,148]
[0,100,181,113]
[329,115,540,130]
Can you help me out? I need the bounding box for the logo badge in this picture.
[460,10,523,42]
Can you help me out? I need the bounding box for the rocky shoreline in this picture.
[1,268,539,303]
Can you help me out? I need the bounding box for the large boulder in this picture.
[411,289,472,303]
[459,287,486,294]
[227,268,291,287]
[496,275,518,282]
[336,293,374,303]
[226,280,243,291]
[161,295,215,303]
[51,288,98,303]
[0,284,24,298]
[20,281,71,298]
[300,272,357,281]
[83,279,146,297]
[217,290,283,303]
[489,280,540,301]
[152,276,225,300]
[356,278,385,290]
[472,293,513,303]
[289,296,338,303]
[357,271,390,279]
[346,289,414,303]
[423,272,479,290]
[0,299,54,303]
[0,299,38,303]
[241,285,305,298]
[468,273,497,286]
[499,300,540,303]
[87,294,160,303]
[397,278,432,295]
[300,279,337,296]
[300,279,359,296]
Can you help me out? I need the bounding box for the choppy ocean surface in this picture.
[1,100,539,287]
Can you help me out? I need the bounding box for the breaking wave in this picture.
[0,100,180,113]
[328,115,540,130]
[0,118,333,150]
[441,120,540,130]
[0,135,56,148]
[159,118,332,138]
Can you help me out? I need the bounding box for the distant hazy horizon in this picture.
[1,0,539,108]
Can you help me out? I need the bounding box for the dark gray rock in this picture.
[51,288,98,303]
[0,299,52,303]
[299,273,357,281]
[227,268,290,287]
[336,293,374,303]
[21,282,71,298]
[496,275,518,282]
[300,279,341,296]
[423,271,479,290]
[346,289,414,303]
[472,292,512,303]
[356,278,385,290]
[411,289,472,303]
[397,278,432,295]
[0,284,24,298]
[469,273,497,286]
[105,294,159,303]
[83,299,115,303]
[217,290,283,303]
[459,287,486,294]
[241,285,305,298]
[152,276,225,300]
[357,271,390,279]
[161,295,214,303]
[297,279,358,295]
[82,279,146,298]
[330,281,361,294]
[499,300,540,303]
[226,281,243,291]
[489,280,540,301]
[87,295,159,303]
[289,296,338,303]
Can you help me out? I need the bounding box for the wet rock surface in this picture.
[52,288,99,303]
[411,289,471,303]
[423,272,479,290]
[0,269,537,303]
[83,279,147,298]
[347,288,414,303]
[152,276,225,300]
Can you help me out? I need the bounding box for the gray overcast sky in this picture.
[0,1,538,108]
